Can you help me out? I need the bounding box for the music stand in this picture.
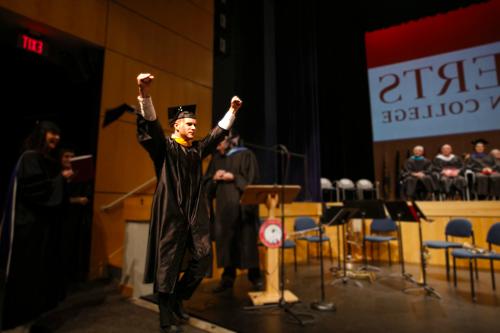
[241,185,314,324]
[385,201,440,299]
[312,206,358,311]
[384,200,417,281]
[329,206,366,288]
[343,200,387,272]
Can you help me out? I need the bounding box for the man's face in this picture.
[413,146,424,156]
[475,143,485,153]
[61,151,75,169]
[491,149,500,159]
[441,144,452,156]
[45,131,60,151]
[174,118,197,140]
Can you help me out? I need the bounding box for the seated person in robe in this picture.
[432,144,466,199]
[466,139,496,199]
[489,149,500,199]
[401,145,435,200]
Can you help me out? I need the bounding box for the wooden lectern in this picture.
[240,184,301,306]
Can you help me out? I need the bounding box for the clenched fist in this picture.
[230,96,242,113]
[137,73,155,98]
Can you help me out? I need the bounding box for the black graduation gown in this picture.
[1,151,65,329]
[137,117,227,293]
[431,155,466,195]
[401,157,435,198]
[205,148,260,269]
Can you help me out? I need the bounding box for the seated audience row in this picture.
[401,139,500,200]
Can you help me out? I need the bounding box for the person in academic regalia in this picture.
[401,145,435,200]
[488,149,500,199]
[204,131,262,293]
[432,144,466,199]
[59,147,93,290]
[466,139,496,199]
[135,73,242,333]
[0,121,73,331]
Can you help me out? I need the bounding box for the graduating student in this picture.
[135,73,242,333]
[466,139,495,199]
[432,144,466,199]
[204,131,262,293]
[1,121,72,331]
[401,145,435,200]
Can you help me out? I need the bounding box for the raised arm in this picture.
[200,96,242,158]
[135,73,166,177]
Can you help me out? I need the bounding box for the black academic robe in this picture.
[205,148,260,269]
[137,117,227,293]
[467,153,495,196]
[401,157,435,198]
[490,157,500,197]
[61,180,93,287]
[432,155,466,195]
[494,158,500,173]
[1,151,65,329]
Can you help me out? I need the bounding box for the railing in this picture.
[100,177,156,211]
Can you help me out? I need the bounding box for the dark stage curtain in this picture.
[212,0,322,201]
[274,0,322,201]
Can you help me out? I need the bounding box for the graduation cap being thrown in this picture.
[168,104,196,126]
[103,103,136,128]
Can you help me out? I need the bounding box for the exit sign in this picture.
[17,34,47,56]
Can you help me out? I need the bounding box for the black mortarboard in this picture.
[167,104,196,126]
[38,120,61,134]
[471,138,489,145]
[103,103,136,127]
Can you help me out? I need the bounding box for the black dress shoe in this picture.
[161,324,183,333]
[172,298,190,321]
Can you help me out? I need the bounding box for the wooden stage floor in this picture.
[183,260,500,333]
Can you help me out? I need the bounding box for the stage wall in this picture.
[0,0,215,279]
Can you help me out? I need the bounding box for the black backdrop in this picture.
[212,0,484,201]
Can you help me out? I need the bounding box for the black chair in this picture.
[363,218,398,265]
[356,179,379,200]
[335,178,357,201]
[294,216,333,265]
[451,222,500,301]
[423,218,477,281]
[321,177,335,202]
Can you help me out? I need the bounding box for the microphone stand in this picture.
[277,144,314,324]
[244,143,315,325]
[310,203,336,311]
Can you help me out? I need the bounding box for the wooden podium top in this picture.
[240,185,301,205]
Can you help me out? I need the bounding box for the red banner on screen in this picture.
[365,0,500,69]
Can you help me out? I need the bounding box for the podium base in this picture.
[248,290,299,306]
